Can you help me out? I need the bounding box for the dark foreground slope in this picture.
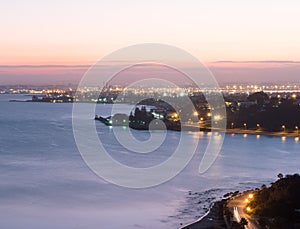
[248,174,300,228]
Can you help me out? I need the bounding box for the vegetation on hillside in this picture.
[247,173,300,228]
[226,92,300,131]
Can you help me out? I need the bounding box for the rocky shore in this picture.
[182,200,227,229]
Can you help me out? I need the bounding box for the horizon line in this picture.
[1,60,300,68]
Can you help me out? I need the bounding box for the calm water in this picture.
[0,94,299,228]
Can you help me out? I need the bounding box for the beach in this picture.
[181,200,227,229]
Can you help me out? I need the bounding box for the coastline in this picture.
[181,200,227,229]
[95,115,300,139]
[180,189,264,229]
[225,128,300,138]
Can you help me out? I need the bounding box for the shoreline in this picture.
[181,200,227,229]
[225,128,300,138]
[179,208,211,229]
[181,190,260,229]
[95,115,300,139]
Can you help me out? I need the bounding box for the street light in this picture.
[231,122,234,129]
[282,125,286,133]
[257,124,260,130]
[295,126,299,135]
[244,123,247,130]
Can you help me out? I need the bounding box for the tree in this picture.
[240,217,248,228]
[277,173,284,180]
[247,91,269,107]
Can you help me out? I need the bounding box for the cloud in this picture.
[213,60,300,64]
[0,65,91,68]
[1,61,300,85]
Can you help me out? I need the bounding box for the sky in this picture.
[1,0,300,85]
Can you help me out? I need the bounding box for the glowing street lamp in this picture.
[231,122,234,129]
[257,124,260,130]
[296,126,299,135]
[282,125,286,133]
[248,193,254,199]
[244,123,247,130]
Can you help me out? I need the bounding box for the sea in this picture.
[0,94,299,229]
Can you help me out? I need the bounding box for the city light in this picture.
[214,115,221,121]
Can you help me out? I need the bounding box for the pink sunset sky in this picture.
[1,0,300,85]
